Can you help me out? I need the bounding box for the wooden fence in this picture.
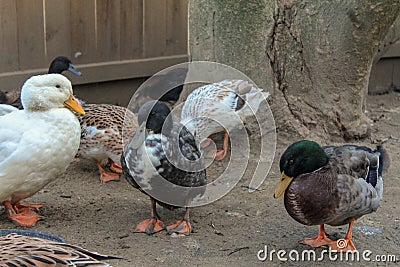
[0,0,188,91]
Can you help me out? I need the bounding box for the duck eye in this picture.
[288,159,294,165]
[56,84,61,88]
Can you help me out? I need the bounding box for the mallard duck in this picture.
[0,229,119,266]
[180,79,269,160]
[0,56,81,109]
[121,100,206,235]
[76,104,138,183]
[0,74,84,227]
[274,140,386,251]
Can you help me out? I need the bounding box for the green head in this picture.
[274,140,329,198]
[280,140,329,177]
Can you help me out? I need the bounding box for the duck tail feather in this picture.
[375,145,390,176]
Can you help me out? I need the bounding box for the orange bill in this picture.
[64,95,85,115]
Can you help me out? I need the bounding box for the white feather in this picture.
[0,104,18,116]
[181,80,269,144]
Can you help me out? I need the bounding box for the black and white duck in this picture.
[121,100,206,235]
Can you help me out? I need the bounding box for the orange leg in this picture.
[96,161,120,184]
[166,207,192,235]
[299,224,333,247]
[3,201,42,227]
[328,218,357,251]
[200,138,212,148]
[134,198,164,235]
[14,202,44,211]
[200,133,218,149]
[208,132,229,160]
[108,158,122,174]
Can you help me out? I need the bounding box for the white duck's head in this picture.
[20,74,84,114]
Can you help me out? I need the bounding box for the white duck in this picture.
[0,104,18,115]
[180,80,269,160]
[0,74,84,227]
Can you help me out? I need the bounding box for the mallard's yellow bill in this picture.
[273,172,293,198]
[64,95,85,115]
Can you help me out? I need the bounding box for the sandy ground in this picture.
[1,92,399,266]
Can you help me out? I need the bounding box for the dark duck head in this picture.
[0,56,81,109]
[130,100,173,149]
[48,56,82,76]
[274,140,329,198]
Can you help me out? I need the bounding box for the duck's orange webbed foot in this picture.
[4,201,42,227]
[166,220,192,235]
[328,218,357,251]
[134,218,165,235]
[108,159,122,174]
[328,238,356,252]
[299,224,332,247]
[134,198,164,235]
[166,207,192,235]
[96,161,120,184]
[14,202,44,211]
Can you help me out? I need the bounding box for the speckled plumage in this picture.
[77,103,137,167]
[121,101,206,234]
[122,122,206,209]
[0,230,118,266]
[180,79,269,144]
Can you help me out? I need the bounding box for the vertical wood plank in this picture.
[70,0,96,64]
[44,0,72,64]
[120,0,143,60]
[0,0,19,72]
[166,0,188,56]
[143,0,167,57]
[16,0,46,69]
[96,0,120,62]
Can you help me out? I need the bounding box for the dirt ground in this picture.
[1,92,399,266]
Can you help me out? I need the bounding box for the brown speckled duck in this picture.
[77,104,137,183]
[274,140,386,251]
[0,229,119,266]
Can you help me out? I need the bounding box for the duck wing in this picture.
[0,232,119,266]
[0,111,30,164]
[322,145,384,225]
